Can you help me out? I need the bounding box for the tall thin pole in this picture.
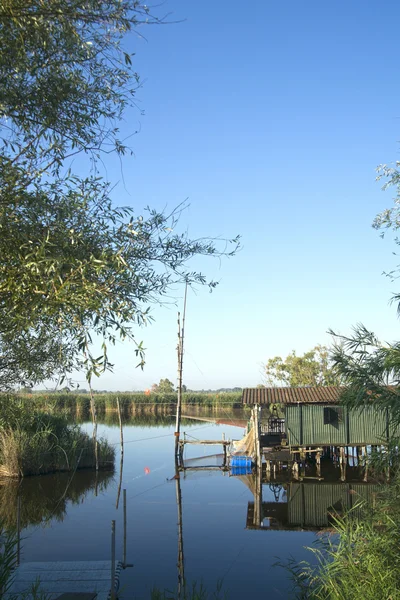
[116,397,124,509]
[175,284,188,459]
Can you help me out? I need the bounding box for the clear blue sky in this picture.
[74,0,400,391]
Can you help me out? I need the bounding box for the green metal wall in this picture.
[286,404,393,447]
[287,482,382,527]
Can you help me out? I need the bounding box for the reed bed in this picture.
[0,396,114,478]
[6,391,243,413]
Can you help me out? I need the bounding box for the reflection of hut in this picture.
[246,481,382,531]
[0,469,114,530]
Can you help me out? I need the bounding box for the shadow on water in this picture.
[0,468,115,530]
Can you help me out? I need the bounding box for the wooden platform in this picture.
[5,561,122,600]
[180,439,230,446]
[262,449,292,461]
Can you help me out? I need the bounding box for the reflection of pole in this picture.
[16,493,21,566]
[175,284,188,460]
[116,397,124,509]
[111,520,116,600]
[123,489,127,567]
[175,467,185,599]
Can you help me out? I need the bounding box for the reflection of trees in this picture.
[0,469,114,530]
[74,411,221,428]
[74,410,179,427]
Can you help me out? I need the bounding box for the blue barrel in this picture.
[231,465,253,476]
[231,455,252,468]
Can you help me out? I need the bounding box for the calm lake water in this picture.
[6,411,374,599]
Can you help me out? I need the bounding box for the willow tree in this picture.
[0,1,239,388]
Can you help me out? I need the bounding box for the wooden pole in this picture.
[254,405,261,467]
[111,520,116,600]
[254,454,263,528]
[363,446,368,482]
[116,397,124,509]
[339,447,346,481]
[316,451,321,478]
[175,312,182,460]
[175,283,188,459]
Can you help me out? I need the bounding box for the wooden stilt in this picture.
[356,446,362,467]
[316,451,321,478]
[363,446,368,482]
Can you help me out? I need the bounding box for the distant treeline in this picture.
[6,391,243,411]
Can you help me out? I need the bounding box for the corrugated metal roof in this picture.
[242,387,343,405]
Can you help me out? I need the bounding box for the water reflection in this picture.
[0,469,114,530]
[5,416,389,600]
[73,406,250,428]
[236,469,382,531]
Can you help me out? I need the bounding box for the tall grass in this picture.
[0,396,114,477]
[7,391,243,413]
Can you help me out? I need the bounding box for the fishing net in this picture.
[231,426,255,458]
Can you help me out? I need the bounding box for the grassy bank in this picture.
[8,391,243,413]
[0,397,114,478]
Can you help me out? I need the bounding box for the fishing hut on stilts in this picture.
[239,387,400,483]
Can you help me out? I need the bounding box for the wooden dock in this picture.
[5,560,122,600]
[178,438,231,467]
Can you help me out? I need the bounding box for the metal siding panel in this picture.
[348,407,387,445]
[286,405,301,446]
[286,404,395,447]
[389,416,400,439]
[300,405,346,446]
